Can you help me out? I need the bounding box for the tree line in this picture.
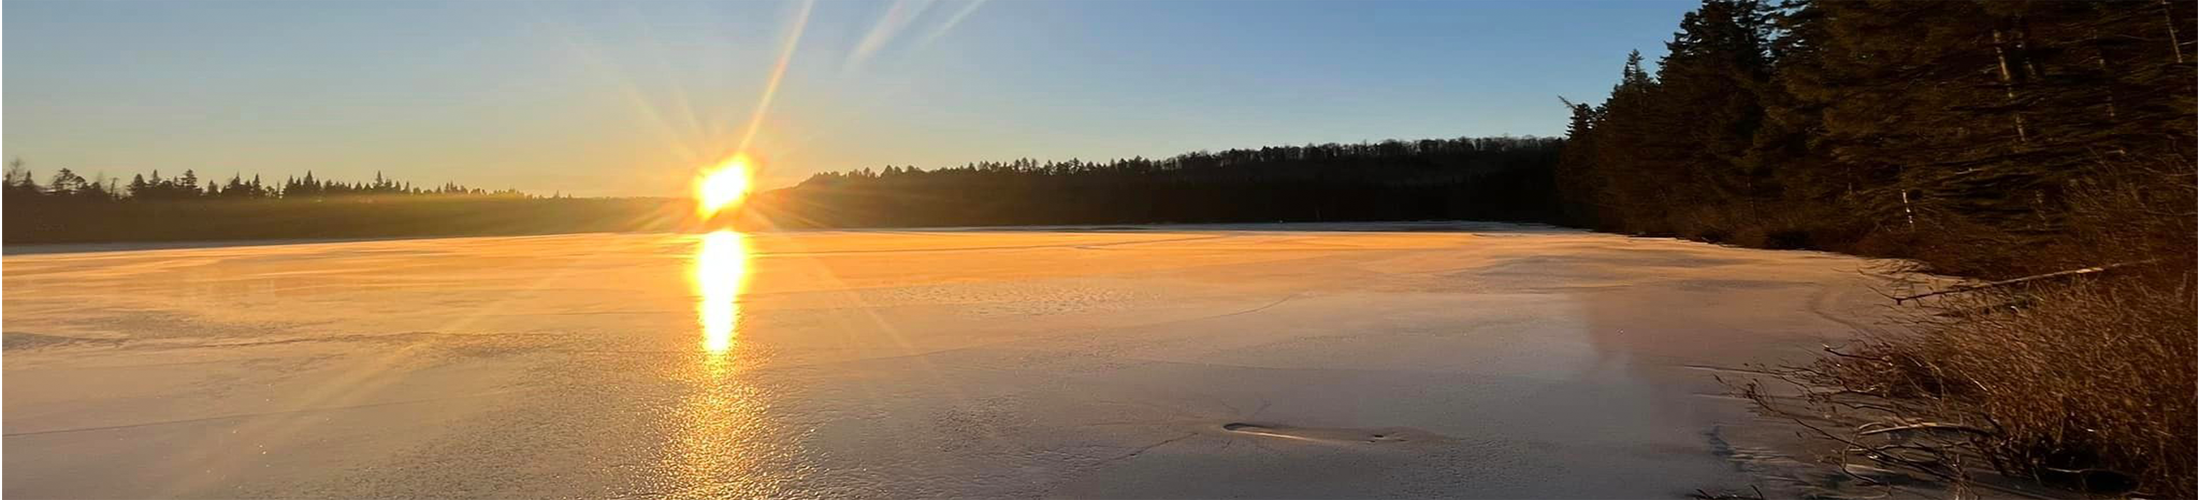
[749,137,1564,228]
[4,161,531,202]
[1545,0,2192,493]
[1554,0,2193,278]
[2,162,676,243]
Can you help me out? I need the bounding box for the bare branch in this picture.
[1858,422,1995,436]
[1893,259,2164,303]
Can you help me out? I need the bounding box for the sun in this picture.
[694,154,754,217]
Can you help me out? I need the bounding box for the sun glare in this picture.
[695,154,755,217]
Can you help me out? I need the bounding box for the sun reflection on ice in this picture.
[663,229,806,497]
[691,230,751,355]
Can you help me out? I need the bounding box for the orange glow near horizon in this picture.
[694,154,755,217]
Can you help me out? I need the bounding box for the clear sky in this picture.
[5,0,1697,197]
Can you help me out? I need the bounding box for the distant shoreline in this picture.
[1,221,1591,256]
[0,231,673,256]
[2,196,689,248]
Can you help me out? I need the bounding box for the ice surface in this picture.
[3,223,1901,498]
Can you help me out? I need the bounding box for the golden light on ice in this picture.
[672,228,792,497]
[694,154,755,217]
[691,230,752,353]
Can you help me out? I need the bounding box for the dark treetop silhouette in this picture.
[2,165,681,243]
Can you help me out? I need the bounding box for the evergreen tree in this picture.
[128,174,151,198]
[178,170,202,197]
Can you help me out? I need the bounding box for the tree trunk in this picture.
[1991,28,2031,143]
[2163,0,2187,64]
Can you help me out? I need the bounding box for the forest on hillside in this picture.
[1546,0,2193,495]
[1554,0,2192,278]
[748,137,1563,228]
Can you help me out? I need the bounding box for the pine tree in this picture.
[178,169,202,197]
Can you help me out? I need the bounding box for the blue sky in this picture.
[5,0,1697,196]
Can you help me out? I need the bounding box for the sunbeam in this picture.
[845,0,936,72]
[918,0,987,47]
[736,0,815,155]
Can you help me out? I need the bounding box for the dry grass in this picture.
[1806,270,2196,495]
[1756,160,2197,497]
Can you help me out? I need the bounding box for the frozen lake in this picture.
[3,223,1897,498]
